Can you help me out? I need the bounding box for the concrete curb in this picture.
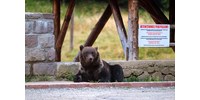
[25,81,175,89]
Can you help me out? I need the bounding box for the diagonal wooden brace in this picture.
[108,0,128,56]
[73,5,112,62]
[139,0,169,24]
[56,0,75,61]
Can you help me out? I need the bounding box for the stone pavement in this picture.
[26,87,175,100]
[25,81,175,100]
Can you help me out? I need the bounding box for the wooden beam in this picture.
[169,0,175,52]
[108,0,128,56]
[170,43,175,47]
[84,5,112,47]
[73,5,112,62]
[56,0,75,61]
[146,0,169,24]
[128,0,139,60]
[139,0,170,24]
[53,0,60,61]
[170,24,175,29]
[139,0,161,24]
[169,0,175,24]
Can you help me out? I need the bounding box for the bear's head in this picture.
[79,45,100,67]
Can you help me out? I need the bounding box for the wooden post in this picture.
[56,0,75,61]
[70,12,74,51]
[108,0,127,56]
[73,5,112,62]
[169,0,175,52]
[53,0,60,61]
[128,0,139,60]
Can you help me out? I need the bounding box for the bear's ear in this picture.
[80,45,84,51]
[95,47,98,51]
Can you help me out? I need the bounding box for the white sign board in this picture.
[138,24,170,47]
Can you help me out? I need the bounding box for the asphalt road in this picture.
[25,87,175,100]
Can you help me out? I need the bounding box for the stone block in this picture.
[33,63,57,75]
[25,13,53,19]
[169,67,175,76]
[25,63,31,75]
[154,60,175,68]
[25,35,38,48]
[164,75,175,81]
[56,62,80,76]
[146,66,160,73]
[123,69,132,77]
[147,67,155,73]
[25,13,43,19]
[131,69,144,76]
[45,48,55,61]
[38,34,54,48]
[123,68,147,78]
[152,72,163,81]
[33,20,53,34]
[108,60,151,69]
[138,71,149,80]
[43,14,54,19]
[25,21,34,34]
[34,20,48,33]
[108,60,174,69]
[25,48,46,61]
[161,67,170,75]
[47,20,54,33]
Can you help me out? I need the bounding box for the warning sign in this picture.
[138,24,170,47]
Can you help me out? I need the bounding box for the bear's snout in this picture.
[87,54,94,63]
[89,57,93,61]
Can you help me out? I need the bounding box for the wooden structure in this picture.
[53,0,175,62]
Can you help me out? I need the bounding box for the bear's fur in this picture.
[74,45,124,82]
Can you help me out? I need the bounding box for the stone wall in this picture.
[26,60,175,81]
[109,60,175,81]
[25,13,55,75]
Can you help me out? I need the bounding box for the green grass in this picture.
[25,75,53,82]
[25,0,53,13]
[55,70,75,81]
[124,75,161,82]
[25,71,74,82]
[26,0,175,61]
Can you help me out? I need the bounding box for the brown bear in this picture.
[74,45,124,82]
